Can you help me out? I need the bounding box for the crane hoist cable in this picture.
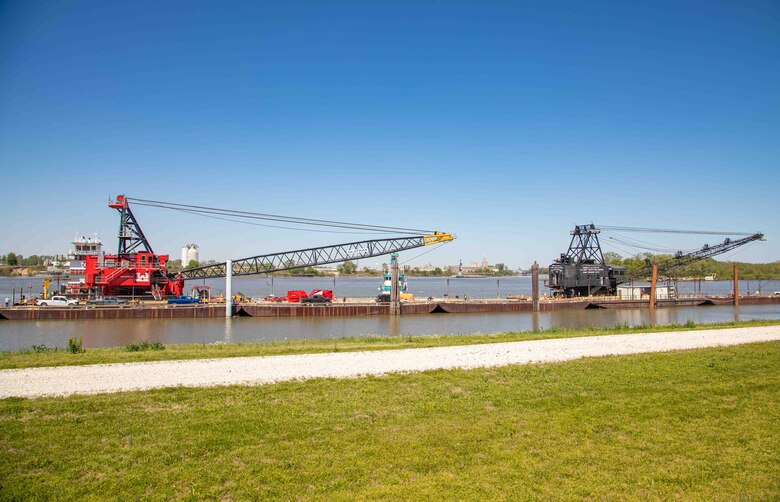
[166,206,386,235]
[603,230,698,253]
[399,242,448,265]
[598,225,754,236]
[605,235,697,254]
[599,224,761,257]
[126,197,433,235]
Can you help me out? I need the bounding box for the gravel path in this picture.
[2,326,779,399]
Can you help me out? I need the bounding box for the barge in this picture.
[1,295,778,321]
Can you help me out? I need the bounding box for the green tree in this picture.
[166,259,183,273]
[187,259,199,269]
[337,260,357,274]
[6,253,18,266]
[603,252,623,265]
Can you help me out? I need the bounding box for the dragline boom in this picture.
[178,233,455,280]
[650,232,765,276]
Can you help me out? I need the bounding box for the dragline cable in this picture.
[126,197,433,235]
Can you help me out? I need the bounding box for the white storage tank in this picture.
[181,244,199,267]
[186,244,199,266]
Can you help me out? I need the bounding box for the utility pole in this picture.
[532,261,540,312]
[649,263,658,310]
[225,259,233,318]
[733,263,739,306]
[390,256,400,315]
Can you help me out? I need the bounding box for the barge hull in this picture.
[1,296,778,321]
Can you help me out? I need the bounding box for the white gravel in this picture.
[2,326,779,399]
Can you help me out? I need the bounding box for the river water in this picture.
[1,304,779,351]
[2,276,779,351]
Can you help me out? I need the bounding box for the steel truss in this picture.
[653,233,765,275]
[561,224,605,264]
[113,197,154,256]
[179,235,451,280]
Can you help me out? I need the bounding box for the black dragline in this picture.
[546,224,765,297]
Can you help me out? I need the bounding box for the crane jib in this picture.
[178,233,454,280]
[654,232,765,274]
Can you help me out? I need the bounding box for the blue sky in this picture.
[1,1,778,268]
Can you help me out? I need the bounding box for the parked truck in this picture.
[264,290,334,303]
[87,296,129,306]
[36,296,79,307]
[167,296,202,305]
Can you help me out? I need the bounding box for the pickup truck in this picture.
[36,296,79,307]
[300,295,332,304]
[87,296,129,306]
[167,296,202,305]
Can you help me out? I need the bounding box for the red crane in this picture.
[81,196,183,297]
[78,196,454,298]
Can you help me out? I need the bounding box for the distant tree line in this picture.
[0,253,57,267]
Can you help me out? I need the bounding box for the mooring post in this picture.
[649,263,657,310]
[733,263,739,306]
[531,261,540,312]
[390,257,400,315]
[225,259,233,318]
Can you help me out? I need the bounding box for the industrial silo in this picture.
[186,244,199,266]
[181,245,190,267]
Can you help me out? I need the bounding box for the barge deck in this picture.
[1,296,777,321]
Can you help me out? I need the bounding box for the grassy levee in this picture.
[2,319,780,370]
[1,342,778,499]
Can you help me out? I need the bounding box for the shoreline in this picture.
[1,324,779,398]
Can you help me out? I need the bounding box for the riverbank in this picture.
[3,319,779,370]
[1,341,777,498]
[2,323,779,398]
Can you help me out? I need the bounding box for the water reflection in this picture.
[1,304,778,351]
[388,315,401,338]
[224,318,234,344]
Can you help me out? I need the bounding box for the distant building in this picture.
[444,264,492,275]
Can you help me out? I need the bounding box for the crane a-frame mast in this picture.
[178,233,455,281]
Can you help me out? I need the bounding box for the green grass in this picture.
[1,342,778,499]
[2,319,779,370]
